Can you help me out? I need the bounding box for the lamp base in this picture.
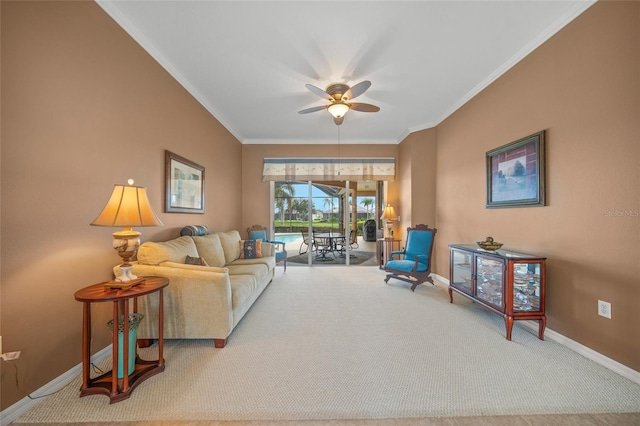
[105,265,144,289]
[385,222,394,238]
[116,264,139,282]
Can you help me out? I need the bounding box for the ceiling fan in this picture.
[298,80,380,125]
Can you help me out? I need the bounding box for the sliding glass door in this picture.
[271,180,379,266]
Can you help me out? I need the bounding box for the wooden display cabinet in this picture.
[449,244,546,341]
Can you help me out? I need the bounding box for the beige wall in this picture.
[398,128,437,236]
[241,144,400,236]
[1,1,242,408]
[435,1,639,370]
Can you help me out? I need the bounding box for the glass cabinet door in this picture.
[475,256,503,308]
[513,262,542,312]
[451,249,473,294]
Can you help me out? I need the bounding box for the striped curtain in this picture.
[262,158,395,182]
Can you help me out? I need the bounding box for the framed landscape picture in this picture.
[486,131,545,208]
[165,150,205,213]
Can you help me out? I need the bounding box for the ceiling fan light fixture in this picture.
[300,81,377,125]
[327,102,350,119]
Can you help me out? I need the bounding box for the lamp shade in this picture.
[328,102,350,119]
[381,204,397,221]
[91,181,163,284]
[91,184,163,228]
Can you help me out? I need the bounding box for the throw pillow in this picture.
[180,225,209,236]
[239,239,263,259]
[185,255,209,266]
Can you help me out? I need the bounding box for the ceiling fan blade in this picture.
[350,102,380,113]
[298,105,328,114]
[305,84,332,100]
[344,80,371,100]
[333,116,344,126]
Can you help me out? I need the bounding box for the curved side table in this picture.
[74,276,169,403]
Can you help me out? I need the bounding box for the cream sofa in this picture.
[115,230,276,348]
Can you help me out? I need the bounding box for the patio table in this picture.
[314,233,346,260]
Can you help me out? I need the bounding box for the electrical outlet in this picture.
[598,300,612,319]
[1,351,21,361]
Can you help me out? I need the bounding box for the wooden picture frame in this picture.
[165,150,205,213]
[486,131,545,208]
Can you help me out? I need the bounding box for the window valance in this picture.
[262,158,395,182]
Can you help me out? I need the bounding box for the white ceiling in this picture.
[97,1,594,145]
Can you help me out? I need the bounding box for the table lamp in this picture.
[381,204,398,238]
[91,179,163,285]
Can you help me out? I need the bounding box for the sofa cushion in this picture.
[230,256,276,270]
[226,262,271,285]
[239,239,263,259]
[159,261,228,274]
[229,274,258,310]
[217,230,241,264]
[259,242,275,257]
[137,236,199,265]
[192,234,226,268]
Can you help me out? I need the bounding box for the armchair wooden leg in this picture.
[214,338,227,348]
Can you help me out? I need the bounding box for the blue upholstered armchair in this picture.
[247,225,287,271]
[383,224,437,291]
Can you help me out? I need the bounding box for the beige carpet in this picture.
[15,267,640,423]
[11,413,640,426]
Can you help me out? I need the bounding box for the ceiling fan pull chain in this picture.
[337,125,341,176]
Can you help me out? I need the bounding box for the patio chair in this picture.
[383,224,437,291]
[348,229,359,250]
[247,225,287,271]
[299,230,317,255]
[335,229,358,257]
[314,234,335,261]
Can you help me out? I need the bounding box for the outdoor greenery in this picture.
[275,185,376,216]
[274,182,296,222]
[273,183,377,234]
[274,218,372,234]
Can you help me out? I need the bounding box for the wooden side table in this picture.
[377,237,401,268]
[74,276,168,403]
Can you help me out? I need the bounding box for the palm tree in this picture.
[323,197,334,222]
[292,198,310,221]
[360,197,375,218]
[275,182,295,223]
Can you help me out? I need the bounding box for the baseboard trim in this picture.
[520,322,640,385]
[1,345,112,426]
[431,273,640,386]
